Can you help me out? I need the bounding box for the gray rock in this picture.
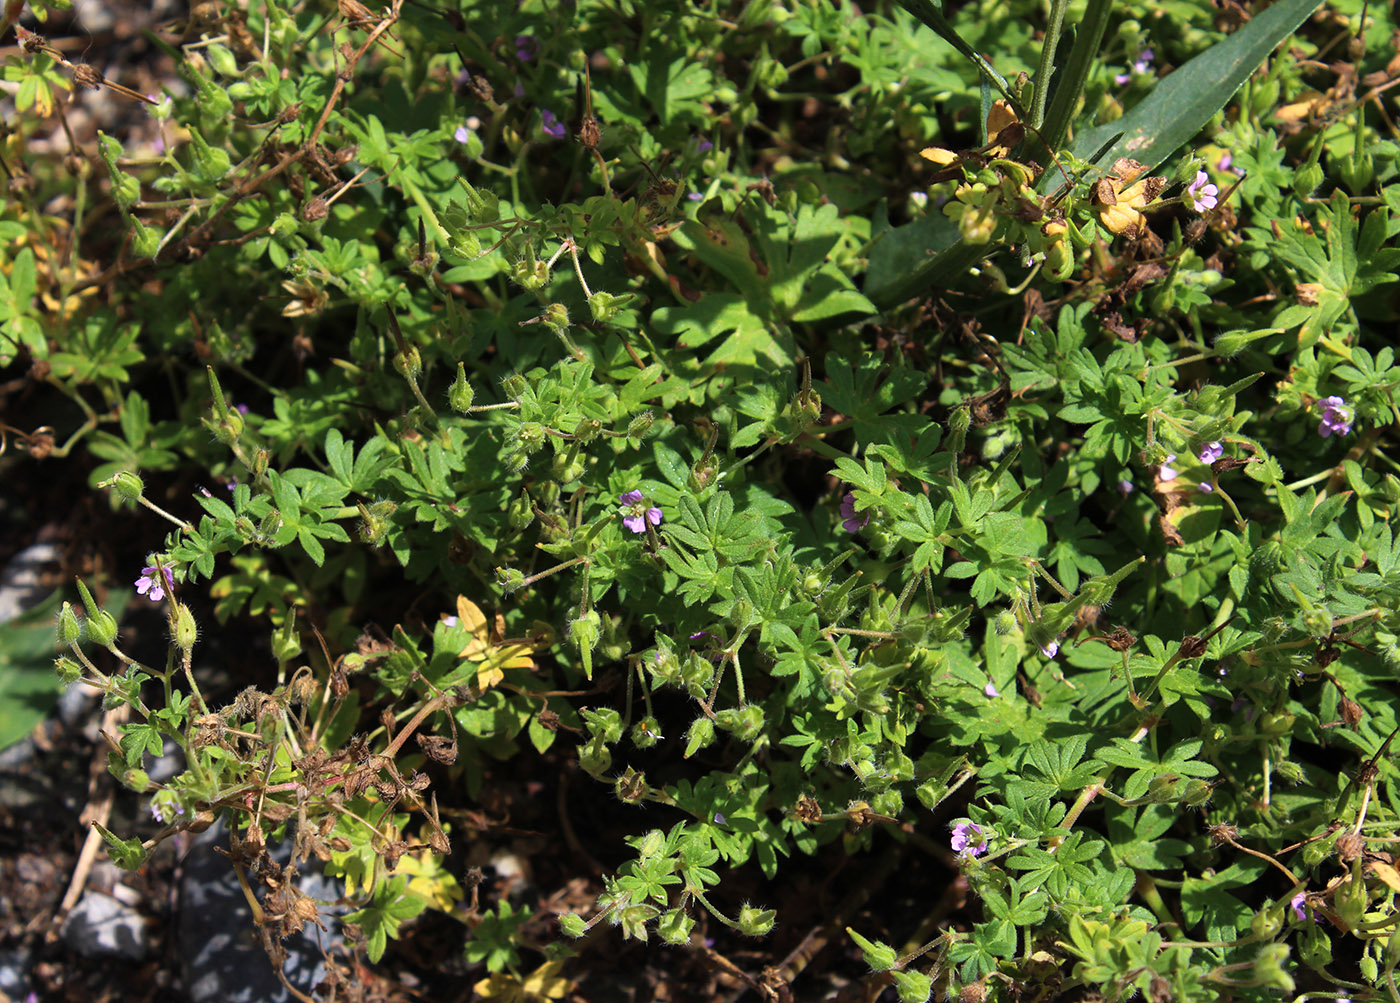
[61,891,150,960]
[179,820,347,1003]
[146,737,185,783]
[0,542,58,624]
[0,944,33,999]
[0,736,36,772]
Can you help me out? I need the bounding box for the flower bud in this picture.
[631,716,662,750]
[715,703,764,742]
[393,346,422,381]
[448,363,475,412]
[578,739,611,776]
[251,448,269,480]
[627,411,654,440]
[506,494,534,530]
[541,302,570,332]
[109,471,145,502]
[271,615,301,663]
[993,609,1018,635]
[1250,904,1283,939]
[1249,944,1295,992]
[588,290,624,323]
[1179,778,1213,807]
[657,909,695,946]
[1292,161,1323,198]
[501,373,527,400]
[54,655,84,685]
[357,500,397,547]
[558,913,587,938]
[497,567,526,593]
[891,970,932,1003]
[736,904,775,937]
[173,603,198,652]
[684,717,715,758]
[130,220,161,259]
[57,602,83,647]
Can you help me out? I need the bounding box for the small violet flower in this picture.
[619,489,662,534]
[1290,891,1312,922]
[692,135,714,154]
[1040,640,1059,659]
[1118,479,1134,496]
[454,124,471,144]
[1318,395,1353,438]
[1159,454,1178,481]
[1198,441,1223,465]
[443,615,459,628]
[1188,170,1219,213]
[983,681,999,698]
[135,564,174,602]
[540,108,567,139]
[1198,481,1214,493]
[1113,47,1154,85]
[840,492,868,533]
[950,821,987,858]
[515,34,538,62]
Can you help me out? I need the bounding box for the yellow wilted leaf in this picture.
[397,833,463,913]
[474,960,574,1002]
[456,595,535,692]
[1371,860,1400,895]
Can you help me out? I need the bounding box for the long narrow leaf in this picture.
[896,0,1022,115]
[1035,0,1113,165]
[1067,0,1322,172]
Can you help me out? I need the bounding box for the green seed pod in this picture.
[1292,161,1324,198]
[448,363,475,412]
[1250,904,1283,939]
[75,580,119,648]
[541,302,570,332]
[497,567,526,593]
[506,494,534,530]
[848,928,898,971]
[558,913,587,938]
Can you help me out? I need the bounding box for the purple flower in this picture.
[686,191,704,201]
[840,492,868,533]
[619,489,662,534]
[1159,454,1178,481]
[1318,395,1353,438]
[135,565,174,602]
[443,615,459,627]
[984,681,998,697]
[950,821,986,858]
[693,135,713,153]
[1118,479,1134,496]
[1113,47,1154,84]
[540,108,567,139]
[1040,640,1059,659]
[454,124,471,144]
[515,34,538,62]
[1198,481,1214,493]
[1216,152,1233,172]
[1188,170,1219,212]
[1290,891,1312,922]
[1198,441,1223,464]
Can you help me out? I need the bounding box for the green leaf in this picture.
[1067,0,1323,174]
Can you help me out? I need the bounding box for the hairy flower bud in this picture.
[497,567,526,593]
[684,716,715,758]
[173,603,198,652]
[558,913,587,938]
[57,602,83,647]
[448,363,475,412]
[626,411,654,441]
[54,655,83,685]
[736,904,775,937]
[657,909,695,946]
[393,346,422,381]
